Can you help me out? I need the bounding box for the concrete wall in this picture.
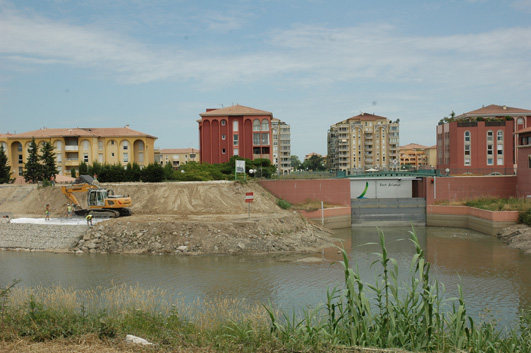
[427,205,518,236]
[351,198,426,226]
[259,179,351,206]
[299,207,351,229]
[425,176,517,205]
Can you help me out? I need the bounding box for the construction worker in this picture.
[66,204,72,218]
[45,204,50,220]
[86,214,93,226]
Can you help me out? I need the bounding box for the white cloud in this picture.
[1,2,531,93]
[512,0,531,12]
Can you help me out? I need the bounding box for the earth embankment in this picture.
[0,181,334,255]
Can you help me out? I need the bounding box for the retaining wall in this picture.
[299,207,351,229]
[0,223,86,250]
[351,198,426,226]
[259,179,351,206]
[427,205,519,236]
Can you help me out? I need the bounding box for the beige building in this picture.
[271,119,291,174]
[399,143,430,169]
[327,113,400,173]
[156,148,200,168]
[0,126,157,176]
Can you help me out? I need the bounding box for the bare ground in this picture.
[497,224,531,254]
[0,181,334,255]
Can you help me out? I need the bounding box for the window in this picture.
[234,148,239,156]
[111,141,115,145]
[222,148,226,154]
[17,143,22,152]
[253,133,261,145]
[111,153,115,157]
[83,140,89,150]
[56,153,62,163]
[261,119,269,131]
[253,119,261,131]
[487,131,493,141]
[55,141,62,151]
[222,134,226,140]
[123,141,129,150]
[221,119,226,126]
[233,135,239,146]
[261,133,269,145]
[98,153,103,163]
[464,131,470,142]
[98,141,103,150]
[83,153,89,163]
[497,131,503,141]
[465,158,471,166]
[123,153,128,162]
[18,155,23,163]
[233,120,238,132]
[464,145,470,156]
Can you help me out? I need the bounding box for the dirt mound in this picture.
[0,181,281,218]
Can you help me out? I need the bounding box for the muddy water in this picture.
[0,226,530,328]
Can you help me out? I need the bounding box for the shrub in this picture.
[276,199,291,209]
[519,209,531,225]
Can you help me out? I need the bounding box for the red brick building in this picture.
[198,104,275,164]
[437,105,531,174]
[516,127,531,197]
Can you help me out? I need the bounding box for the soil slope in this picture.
[0,181,333,255]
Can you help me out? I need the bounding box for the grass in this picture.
[1,230,530,352]
[435,196,531,212]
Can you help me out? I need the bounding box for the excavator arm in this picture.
[61,183,98,210]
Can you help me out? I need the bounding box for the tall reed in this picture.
[266,229,531,352]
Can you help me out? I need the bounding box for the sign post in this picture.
[235,160,245,181]
[245,192,254,217]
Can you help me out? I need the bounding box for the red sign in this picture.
[245,192,254,203]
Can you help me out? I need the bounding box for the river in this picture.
[1,226,530,328]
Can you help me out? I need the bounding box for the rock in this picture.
[237,242,246,250]
[177,245,188,252]
[125,334,153,346]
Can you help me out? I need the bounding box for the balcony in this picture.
[65,145,78,152]
[64,158,79,166]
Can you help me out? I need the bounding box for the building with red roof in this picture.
[436,105,531,174]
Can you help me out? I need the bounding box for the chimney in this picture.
[125,124,130,128]
[503,105,507,110]
[206,108,217,112]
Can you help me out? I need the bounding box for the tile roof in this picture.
[5,127,157,139]
[515,126,531,134]
[200,104,273,117]
[159,148,199,154]
[344,113,390,123]
[458,104,531,118]
[400,143,429,150]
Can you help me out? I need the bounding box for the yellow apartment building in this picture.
[0,126,157,176]
[156,148,200,168]
[399,143,430,169]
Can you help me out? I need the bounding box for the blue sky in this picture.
[1,0,531,159]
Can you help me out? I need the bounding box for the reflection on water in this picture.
[0,226,529,328]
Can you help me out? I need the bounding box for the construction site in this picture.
[0,181,333,255]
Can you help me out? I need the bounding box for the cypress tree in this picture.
[0,145,14,184]
[40,141,58,182]
[22,138,42,183]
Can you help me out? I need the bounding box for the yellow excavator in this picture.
[61,175,132,217]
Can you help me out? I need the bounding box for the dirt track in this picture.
[0,181,334,255]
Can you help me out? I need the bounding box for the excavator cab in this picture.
[88,189,107,207]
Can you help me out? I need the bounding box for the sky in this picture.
[1,0,531,159]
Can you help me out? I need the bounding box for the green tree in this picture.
[70,168,77,178]
[141,163,165,182]
[163,162,175,180]
[78,161,89,175]
[0,145,14,184]
[40,141,58,182]
[301,154,326,171]
[22,138,42,183]
[291,155,302,170]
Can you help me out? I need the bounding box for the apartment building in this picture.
[399,143,429,169]
[156,148,200,169]
[272,119,291,174]
[198,104,291,171]
[437,104,531,174]
[327,113,400,173]
[0,126,157,176]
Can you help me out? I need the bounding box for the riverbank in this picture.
[497,224,531,254]
[0,181,334,255]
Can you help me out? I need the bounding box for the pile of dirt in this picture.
[0,181,334,255]
[497,224,531,254]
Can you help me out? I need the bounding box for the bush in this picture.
[519,209,531,225]
[276,199,291,210]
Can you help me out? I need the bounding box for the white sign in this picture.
[236,160,245,173]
